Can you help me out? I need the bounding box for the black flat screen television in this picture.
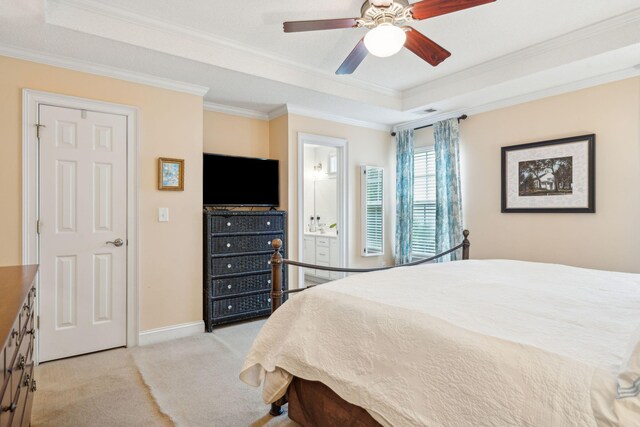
[203,153,280,207]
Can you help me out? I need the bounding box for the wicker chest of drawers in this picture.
[204,210,287,331]
[1,266,38,427]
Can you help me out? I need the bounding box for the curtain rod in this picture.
[390,114,468,137]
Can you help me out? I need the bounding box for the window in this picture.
[412,146,436,258]
[361,165,384,256]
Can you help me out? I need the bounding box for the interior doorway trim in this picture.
[22,89,140,361]
[297,132,349,289]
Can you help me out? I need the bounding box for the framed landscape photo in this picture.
[501,134,595,213]
[158,157,184,191]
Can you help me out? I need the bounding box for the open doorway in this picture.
[297,133,348,288]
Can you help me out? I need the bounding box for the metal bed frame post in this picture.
[269,240,286,416]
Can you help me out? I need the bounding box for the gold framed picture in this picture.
[158,158,184,191]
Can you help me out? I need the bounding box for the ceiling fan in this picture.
[283,0,496,75]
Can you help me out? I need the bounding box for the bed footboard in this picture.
[266,230,470,417]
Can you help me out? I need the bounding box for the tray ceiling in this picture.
[1,0,639,127]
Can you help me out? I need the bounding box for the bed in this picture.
[240,233,640,426]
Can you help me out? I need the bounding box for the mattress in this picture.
[240,260,640,426]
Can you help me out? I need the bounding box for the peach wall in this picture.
[0,55,203,331]
[269,114,290,213]
[417,77,640,273]
[203,110,269,158]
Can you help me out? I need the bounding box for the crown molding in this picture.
[203,102,269,121]
[45,0,402,110]
[203,102,391,131]
[268,105,290,121]
[403,7,640,111]
[269,104,391,132]
[394,66,640,132]
[0,43,210,97]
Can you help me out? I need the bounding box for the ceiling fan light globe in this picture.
[364,24,406,57]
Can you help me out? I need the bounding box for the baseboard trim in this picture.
[138,321,204,346]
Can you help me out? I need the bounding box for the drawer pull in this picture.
[23,374,31,387]
[267,221,271,226]
[17,355,25,370]
[31,380,37,392]
[226,243,231,248]
[267,241,271,246]
[268,280,271,284]
[227,264,232,269]
[226,222,231,227]
[268,298,271,303]
[227,305,232,310]
[267,261,271,265]
[2,402,17,413]
[227,285,232,289]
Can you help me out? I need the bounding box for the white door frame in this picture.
[297,133,348,288]
[22,89,140,362]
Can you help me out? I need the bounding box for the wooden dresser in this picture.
[203,210,287,331]
[1,265,38,427]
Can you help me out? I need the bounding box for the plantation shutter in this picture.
[412,146,436,258]
[363,166,384,255]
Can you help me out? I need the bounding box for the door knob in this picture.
[106,238,124,247]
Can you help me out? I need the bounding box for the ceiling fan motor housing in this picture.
[361,0,413,28]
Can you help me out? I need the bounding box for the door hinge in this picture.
[36,220,41,235]
[35,123,46,139]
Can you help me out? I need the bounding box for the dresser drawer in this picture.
[211,233,284,256]
[212,292,272,319]
[210,215,284,234]
[0,375,11,427]
[18,364,34,427]
[210,273,273,298]
[0,392,18,427]
[211,253,273,277]
[12,371,28,427]
[20,295,35,331]
[8,335,30,402]
[8,318,21,355]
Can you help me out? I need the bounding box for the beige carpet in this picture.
[131,320,297,427]
[33,348,172,426]
[33,320,298,426]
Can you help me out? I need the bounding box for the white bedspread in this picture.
[240,260,640,426]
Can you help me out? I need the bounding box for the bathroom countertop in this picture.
[304,231,338,238]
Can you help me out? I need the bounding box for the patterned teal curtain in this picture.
[395,129,414,265]
[434,119,463,262]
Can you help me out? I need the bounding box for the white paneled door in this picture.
[39,105,127,362]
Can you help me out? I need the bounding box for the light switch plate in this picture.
[158,207,169,222]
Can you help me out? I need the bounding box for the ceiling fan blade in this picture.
[410,0,496,20]
[284,18,358,33]
[404,27,451,67]
[336,39,368,75]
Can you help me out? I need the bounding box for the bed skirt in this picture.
[288,377,382,426]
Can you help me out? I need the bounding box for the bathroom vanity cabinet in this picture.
[302,232,340,282]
